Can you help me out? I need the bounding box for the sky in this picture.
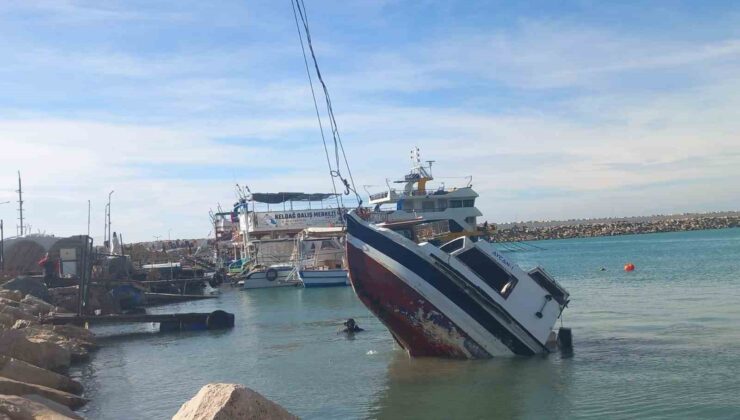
[0,0,739,242]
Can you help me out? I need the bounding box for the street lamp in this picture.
[107,190,114,247]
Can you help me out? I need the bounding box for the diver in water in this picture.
[340,318,364,334]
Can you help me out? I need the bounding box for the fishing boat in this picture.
[241,263,300,289]
[294,227,349,288]
[345,154,569,358]
[366,148,482,232]
[235,192,346,290]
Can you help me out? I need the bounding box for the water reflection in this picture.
[370,351,574,419]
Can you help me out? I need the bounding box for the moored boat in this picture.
[294,227,349,288]
[241,264,301,289]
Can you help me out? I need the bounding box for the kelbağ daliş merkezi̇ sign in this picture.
[247,209,342,232]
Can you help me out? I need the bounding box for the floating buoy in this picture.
[624,263,635,272]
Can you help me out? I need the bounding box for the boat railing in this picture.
[369,191,390,200]
[404,189,452,197]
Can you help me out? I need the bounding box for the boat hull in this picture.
[347,242,489,358]
[243,267,300,289]
[299,269,349,288]
[346,212,551,359]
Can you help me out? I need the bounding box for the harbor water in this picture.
[72,228,740,419]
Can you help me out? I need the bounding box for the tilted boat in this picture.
[346,155,570,358]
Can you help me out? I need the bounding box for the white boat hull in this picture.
[242,267,301,289]
[299,269,349,288]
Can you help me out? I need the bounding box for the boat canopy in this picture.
[250,192,337,204]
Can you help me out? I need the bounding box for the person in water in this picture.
[341,318,364,334]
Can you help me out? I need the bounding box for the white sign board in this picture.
[248,209,342,232]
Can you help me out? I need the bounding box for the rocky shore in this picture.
[491,214,740,242]
[0,277,98,419]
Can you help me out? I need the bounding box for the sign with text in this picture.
[248,209,342,232]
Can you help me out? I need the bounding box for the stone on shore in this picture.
[0,377,87,409]
[2,277,51,303]
[0,290,23,303]
[172,383,298,420]
[12,325,96,363]
[0,313,16,330]
[20,295,57,317]
[0,355,83,395]
[0,329,71,372]
[0,304,37,324]
[22,394,83,419]
[0,394,82,420]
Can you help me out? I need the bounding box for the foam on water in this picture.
[72,228,740,419]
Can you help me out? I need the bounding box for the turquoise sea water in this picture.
[72,228,740,419]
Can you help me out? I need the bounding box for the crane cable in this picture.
[290,0,362,209]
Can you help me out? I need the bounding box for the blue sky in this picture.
[0,0,739,241]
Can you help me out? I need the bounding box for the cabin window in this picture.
[529,269,567,305]
[465,216,476,226]
[402,201,414,211]
[457,248,517,298]
[450,200,462,208]
[422,200,435,211]
[437,199,448,211]
[463,199,475,208]
[440,237,465,253]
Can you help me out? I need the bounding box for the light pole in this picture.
[107,190,114,247]
[0,201,7,271]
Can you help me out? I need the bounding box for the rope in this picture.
[290,0,342,211]
[291,0,363,208]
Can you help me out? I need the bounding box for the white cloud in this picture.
[1,8,739,240]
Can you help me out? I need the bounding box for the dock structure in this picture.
[42,310,235,332]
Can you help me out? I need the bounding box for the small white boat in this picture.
[298,268,349,288]
[242,264,301,289]
[294,227,349,288]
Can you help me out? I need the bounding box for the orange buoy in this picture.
[624,263,635,272]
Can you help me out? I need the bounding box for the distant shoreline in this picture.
[490,212,740,242]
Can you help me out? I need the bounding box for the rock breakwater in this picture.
[492,214,740,242]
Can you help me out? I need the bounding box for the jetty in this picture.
[42,310,235,331]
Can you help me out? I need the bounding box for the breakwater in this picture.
[491,213,740,242]
[0,277,97,418]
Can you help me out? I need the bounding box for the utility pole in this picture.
[16,171,24,236]
[107,190,114,247]
[87,200,91,237]
[1,219,4,272]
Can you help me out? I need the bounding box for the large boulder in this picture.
[0,303,37,323]
[13,326,96,363]
[0,355,83,395]
[0,329,71,372]
[21,394,83,419]
[172,383,297,420]
[0,290,23,302]
[20,295,56,317]
[0,394,82,419]
[0,313,15,329]
[0,377,87,409]
[2,276,51,303]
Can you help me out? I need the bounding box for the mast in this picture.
[16,171,24,236]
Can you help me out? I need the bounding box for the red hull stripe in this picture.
[347,242,490,358]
